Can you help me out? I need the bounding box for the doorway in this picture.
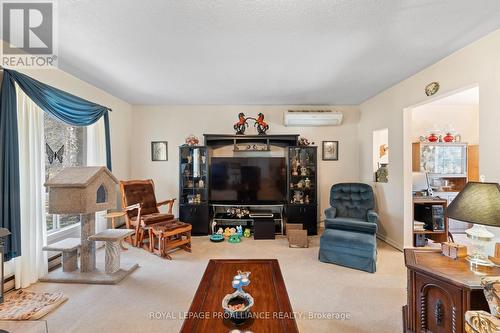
[404,86,479,247]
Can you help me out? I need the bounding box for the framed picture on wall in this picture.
[322,141,339,161]
[151,141,168,161]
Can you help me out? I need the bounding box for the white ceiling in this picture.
[57,0,500,105]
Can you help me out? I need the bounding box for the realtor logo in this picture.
[1,1,58,67]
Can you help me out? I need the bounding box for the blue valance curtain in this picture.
[0,68,112,260]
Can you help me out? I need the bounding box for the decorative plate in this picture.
[425,82,440,96]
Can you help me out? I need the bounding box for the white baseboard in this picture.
[377,233,403,252]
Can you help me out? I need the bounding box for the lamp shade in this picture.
[447,182,500,227]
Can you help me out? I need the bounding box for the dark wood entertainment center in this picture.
[179,134,318,236]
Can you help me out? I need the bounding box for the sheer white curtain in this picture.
[87,119,108,246]
[14,87,48,288]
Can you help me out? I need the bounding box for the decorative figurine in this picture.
[228,234,241,243]
[232,271,251,293]
[300,166,308,176]
[291,160,299,176]
[305,195,310,204]
[298,137,314,146]
[293,190,303,203]
[224,227,232,239]
[233,112,269,135]
[297,180,304,189]
[243,228,251,238]
[233,113,248,135]
[379,144,389,159]
[198,179,204,188]
[226,207,250,219]
[304,178,311,189]
[254,113,269,135]
[217,228,224,235]
[184,135,199,146]
[236,225,243,237]
[210,222,224,242]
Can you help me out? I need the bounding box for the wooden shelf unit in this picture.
[412,197,448,246]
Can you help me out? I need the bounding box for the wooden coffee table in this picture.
[180,259,299,333]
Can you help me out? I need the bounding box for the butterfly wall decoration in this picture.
[45,143,64,164]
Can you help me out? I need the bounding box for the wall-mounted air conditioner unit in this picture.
[283,110,343,126]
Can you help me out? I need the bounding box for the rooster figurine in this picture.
[233,113,248,135]
[254,113,269,135]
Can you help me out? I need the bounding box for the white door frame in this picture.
[401,84,479,248]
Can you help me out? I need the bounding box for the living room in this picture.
[1,2,500,333]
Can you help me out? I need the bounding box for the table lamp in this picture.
[447,182,500,267]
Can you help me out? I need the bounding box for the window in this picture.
[44,113,86,233]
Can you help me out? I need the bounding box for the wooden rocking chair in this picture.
[120,179,176,250]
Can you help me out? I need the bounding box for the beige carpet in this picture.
[0,320,48,333]
[26,235,406,333]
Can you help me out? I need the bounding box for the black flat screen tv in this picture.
[210,157,286,204]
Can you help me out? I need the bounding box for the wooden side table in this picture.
[106,211,128,250]
[403,248,500,333]
[106,211,126,229]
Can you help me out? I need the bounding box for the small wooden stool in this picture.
[106,211,128,250]
[149,220,192,260]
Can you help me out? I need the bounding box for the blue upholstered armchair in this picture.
[319,183,378,273]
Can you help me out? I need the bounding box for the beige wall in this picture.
[18,68,133,180]
[411,104,479,144]
[130,105,360,218]
[359,29,500,250]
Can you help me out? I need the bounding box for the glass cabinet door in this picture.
[179,146,208,204]
[420,143,467,176]
[287,146,317,205]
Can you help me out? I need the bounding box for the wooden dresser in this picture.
[403,248,500,333]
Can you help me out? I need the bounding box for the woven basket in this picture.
[288,229,308,248]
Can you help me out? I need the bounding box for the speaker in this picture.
[253,218,275,240]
